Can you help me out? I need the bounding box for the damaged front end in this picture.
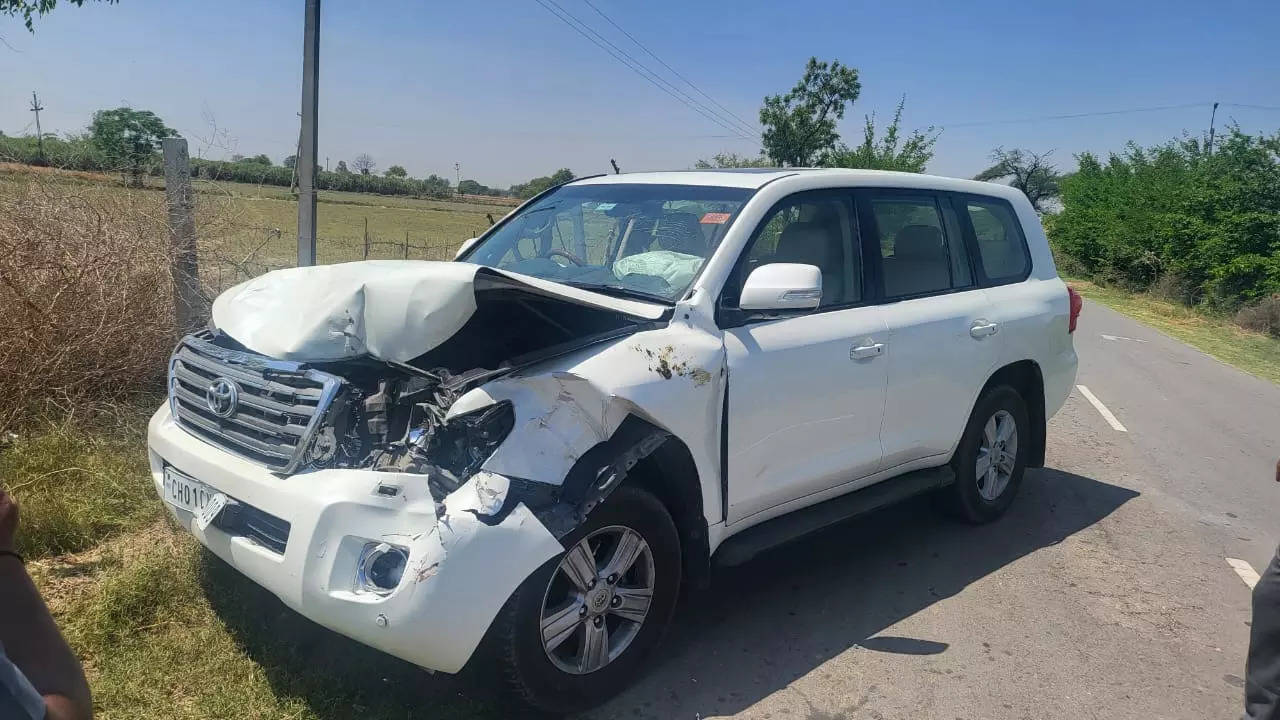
[167,330,515,505]
[168,261,671,515]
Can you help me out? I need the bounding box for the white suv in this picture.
[147,169,1079,713]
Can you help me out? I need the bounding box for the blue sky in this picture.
[2,0,1278,186]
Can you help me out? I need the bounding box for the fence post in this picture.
[163,137,202,334]
[404,230,410,260]
[363,217,369,260]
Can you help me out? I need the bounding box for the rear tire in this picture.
[486,485,681,715]
[946,385,1029,523]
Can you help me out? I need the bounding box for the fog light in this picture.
[356,542,408,595]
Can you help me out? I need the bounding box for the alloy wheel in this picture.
[539,525,656,675]
[975,409,1018,501]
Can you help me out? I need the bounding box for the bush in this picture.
[1236,296,1280,337]
[0,175,177,432]
[0,133,112,172]
[1049,127,1280,308]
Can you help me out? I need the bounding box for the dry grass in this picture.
[1235,295,1280,338]
[0,175,178,433]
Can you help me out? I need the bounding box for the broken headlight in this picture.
[424,401,515,483]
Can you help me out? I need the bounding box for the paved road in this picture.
[579,299,1280,720]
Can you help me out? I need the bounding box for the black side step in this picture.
[713,466,955,567]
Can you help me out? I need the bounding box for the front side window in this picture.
[730,193,861,308]
[867,194,970,298]
[462,183,751,303]
[966,198,1029,282]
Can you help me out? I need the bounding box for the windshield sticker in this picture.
[594,202,617,211]
[700,212,731,224]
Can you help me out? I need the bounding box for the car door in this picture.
[858,189,1000,470]
[955,194,1038,368]
[720,190,888,525]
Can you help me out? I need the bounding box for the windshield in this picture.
[461,183,752,303]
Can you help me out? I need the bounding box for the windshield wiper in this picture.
[563,282,672,304]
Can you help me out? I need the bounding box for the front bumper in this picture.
[146,404,562,673]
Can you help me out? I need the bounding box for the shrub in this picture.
[0,175,177,432]
[1236,296,1280,337]
[1049,127,1280,308]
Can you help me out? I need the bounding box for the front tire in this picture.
[946,385,1029,523]
[487,485,681,714]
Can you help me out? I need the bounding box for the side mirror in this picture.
[739,263,823,311]
[454,237,479,260]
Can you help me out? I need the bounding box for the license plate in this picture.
[163,467,221,518]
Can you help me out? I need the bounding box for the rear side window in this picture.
[966,199,1029,282]
[866,194,972,298]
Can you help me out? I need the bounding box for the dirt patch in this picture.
[637,345,712,386]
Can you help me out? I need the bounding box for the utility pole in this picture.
[1207,101,1220,156]
[297,0,321,267]
[29,92,45,163]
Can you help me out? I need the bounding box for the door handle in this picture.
[850,342,885,360]
[970,321,999,339]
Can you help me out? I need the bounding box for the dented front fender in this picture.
[452,324,727,528]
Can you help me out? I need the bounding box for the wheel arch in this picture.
[979,360,1046,467]
[488,414,710,591]
[621,426,710,592]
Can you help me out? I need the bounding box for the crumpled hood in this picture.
[210,260,665,364]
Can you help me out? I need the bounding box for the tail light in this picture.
[1067,286,1082,333]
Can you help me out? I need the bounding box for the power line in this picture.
[578,0,759,137]
[534,0,752,139]
[531,0,755,140]
[942,102,1213,128]
[1222,103,1280,112]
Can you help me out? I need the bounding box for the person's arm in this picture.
[0,490,93,720]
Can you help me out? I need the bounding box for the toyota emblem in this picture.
[205,378,240,418]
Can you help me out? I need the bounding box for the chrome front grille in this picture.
[167,333,341,473]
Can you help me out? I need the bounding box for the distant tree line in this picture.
[0,106,580,202]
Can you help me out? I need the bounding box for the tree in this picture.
[509,168,575,199]
[335,160,350,174]
[352,153,376,175]
[384,164,408,178]
[457,179,485,194]
[2,0,115,31]
[825,96,938,173]
[694,152,772,169]
[88,107,175,187]
[759,58,861,167]
[282,155,297,169]
[974,148,1063,212]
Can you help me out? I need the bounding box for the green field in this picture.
[0,163,510,285]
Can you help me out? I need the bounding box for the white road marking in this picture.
[1227,558,1260,589]
[1076,385,1128,432]
[1101,334,1147,343]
